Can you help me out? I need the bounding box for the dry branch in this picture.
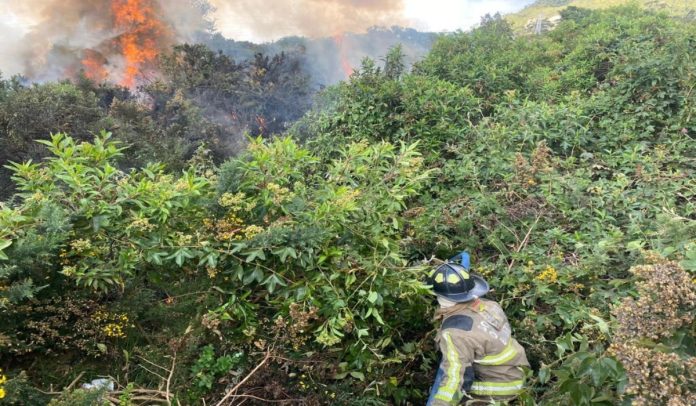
[215,351,273,406]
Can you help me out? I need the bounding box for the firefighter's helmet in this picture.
[428,257,489,302]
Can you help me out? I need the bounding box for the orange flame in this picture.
[111,0,164,88]
[333,34,353,79]
[77,0,167,88]
[81,49,108,82]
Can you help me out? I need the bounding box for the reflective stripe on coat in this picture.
[427,299,530,406]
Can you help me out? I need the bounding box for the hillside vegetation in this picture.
[507,0,696,31]
[1,5,695,406]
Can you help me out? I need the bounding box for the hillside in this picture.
[198,27,437,86]
[1,5,695,406]
[507,0,696,31]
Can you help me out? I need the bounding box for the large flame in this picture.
[111,0,164,88]
[77,0,169,88]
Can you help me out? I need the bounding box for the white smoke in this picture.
[208,0,406,42]
[0,0,211,82]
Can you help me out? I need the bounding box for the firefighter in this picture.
[426,252,530,405]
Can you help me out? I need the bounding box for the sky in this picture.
[403,0,536,32]
[0,0,537,42]
[210,0,537,42]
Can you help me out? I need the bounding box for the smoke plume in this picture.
[208,0,406,41]
[0,1,210,86]
[0,0,408,86]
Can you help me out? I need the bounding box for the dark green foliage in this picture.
[0,44,315,200]
[297,65,482,154]
[47,388,109,406]
[415,14,557,109]
[0,82,109,197]
[190,345,244,391]
[154,43,311,140]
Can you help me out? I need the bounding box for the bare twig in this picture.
[35,389,63,395]
[506,214,541,273]
[106,395,167,404]
[136,363,167,381]
[518,215,541,252]
[225,394,303,404]
[215,351,272,406]
[65,371,85,392]
[165,353,177,405]
[136,355,170,372]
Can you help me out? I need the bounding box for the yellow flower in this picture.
[206,266,219,279]
[103,323,125,338]
[61,266,77,277]
[0,387,5,399]
[174,180,189,191]
[535,266,558,283]
[219,192,246,209]
[242,225,264,239]
[267,183,291,204]
[70,239,92,253]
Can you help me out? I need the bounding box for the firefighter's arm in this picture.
[427,317,480,406]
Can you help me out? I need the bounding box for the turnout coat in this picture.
[427,298,530,405]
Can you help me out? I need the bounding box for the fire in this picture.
[79,0,168,88]
[333,34,353,79]
[111,0,164,88]
[81,49,108,82]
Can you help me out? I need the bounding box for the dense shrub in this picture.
[0,44,315,200]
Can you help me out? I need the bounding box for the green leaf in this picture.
[242,270,256,285]
[147,251,168,266]
[92,215,109,232]
[0,239,10,261]
[263,274,287,294]
[244,249,266,262]
[273,247,297,263]
[588,314,610,335]
[367,291,379,304]
[0,239,12,251]
[538,365,551,384]
[169,249,195,267]
[370,308,385,325]
[567,381,592,405]
[349,371,365,381]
